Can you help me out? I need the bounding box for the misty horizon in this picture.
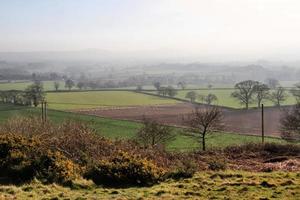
[1,0,300,62]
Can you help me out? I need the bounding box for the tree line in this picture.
[0,81,45,107]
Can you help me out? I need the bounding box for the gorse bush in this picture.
[35,151,80,185]
[0,134,40,183]
[85,151,165,187]
[0,134,79,185]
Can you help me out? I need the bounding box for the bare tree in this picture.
[54,81,60,91]
[136,118,175,148]
[77,82,85,90]
[204,93,218,105]
[166,86,177,97]
[153,82,161,91]
[187,106,223,151]
[253,83,270,108]
[65,79,75,90]
[231,80,259,109]
[185,91,197,102]
[270,87,288,106]
[177,81,186,90]
[280,103,300,142]
[265,78,279,89]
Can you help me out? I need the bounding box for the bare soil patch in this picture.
[76,103,291,137]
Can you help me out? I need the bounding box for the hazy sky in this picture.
[1,0,300,60]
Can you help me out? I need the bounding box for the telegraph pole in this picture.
[261,103,265,144]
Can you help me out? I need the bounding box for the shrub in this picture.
[0,134,40,183]
[35,151,80,185]
[85,151,165,187]
[167,159,197,180]
[0,134,79,185]
[224,143,300,159]
[208,159,227,171]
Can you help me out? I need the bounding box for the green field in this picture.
[0,81,65,91]
[45,91,179,110]
[150,89,296,108]
[1,171,298,199]
[0,104,285,151]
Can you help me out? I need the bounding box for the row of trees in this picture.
[231,80,288,109]
[0,81,45,107]
[185,91,218,105]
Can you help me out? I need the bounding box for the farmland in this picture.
[0,103,285,151]
[0,81,65,91]
[45,91,179,110]
[1,171,299,200]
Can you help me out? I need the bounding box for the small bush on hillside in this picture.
[85,151,165,187]
[208,159,227,171]
[0,134,40,183]
[35,151,80,186]
[167,159,197,180]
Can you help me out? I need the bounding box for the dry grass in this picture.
[0,171,299,200]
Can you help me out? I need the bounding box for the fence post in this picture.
[41,101,44,122]
[44,101,47,122]
[261,103,264,144]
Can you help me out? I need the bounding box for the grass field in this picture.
[151,89,297,108]
[0,104,285,151]
[0,81,65,91]
[45,91,179,110]
[1,171,299,199]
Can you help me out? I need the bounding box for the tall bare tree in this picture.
[270,87,288,106]
[254,83,270,108]
[231,80,259,109]
[187,106,223,151]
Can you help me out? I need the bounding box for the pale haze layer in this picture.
[0,0,300,61]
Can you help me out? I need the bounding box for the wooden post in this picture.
[261,103,264,144]
[41,101,44,122]
[44,101,47,122]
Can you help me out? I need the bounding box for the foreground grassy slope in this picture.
[1,171,299,199]
[45,91,179,110]
[0,104,284,151]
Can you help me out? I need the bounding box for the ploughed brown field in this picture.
[76,103,291,137]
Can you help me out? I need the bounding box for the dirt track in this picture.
[76,103,291,137]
